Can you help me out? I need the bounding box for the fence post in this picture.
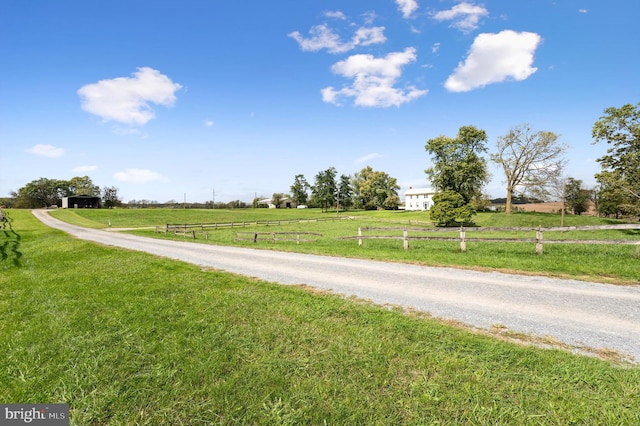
[272,232,276,243]
[536,226,543,254]
[253,232,258,243]
[460,226,466,252]
[358,227,363,247]
[403,229,408,250]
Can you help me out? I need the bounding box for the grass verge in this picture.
[2,210,639,424]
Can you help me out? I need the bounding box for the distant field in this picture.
[49,208,640,284]
[2,210,639,424]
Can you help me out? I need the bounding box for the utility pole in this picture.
[561,180,566,227]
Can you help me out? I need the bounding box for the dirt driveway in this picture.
[33,210,640,363]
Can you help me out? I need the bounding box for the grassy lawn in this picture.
[1,210,639,424]
[50,208,640,285]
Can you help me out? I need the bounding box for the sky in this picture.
[2,0,639,204]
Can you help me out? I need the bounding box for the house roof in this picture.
[404,187,436,196]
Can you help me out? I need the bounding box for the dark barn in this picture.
[62,195,102,209]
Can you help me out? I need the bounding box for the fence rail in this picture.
[235,231,322,244]
[340,224,640,253]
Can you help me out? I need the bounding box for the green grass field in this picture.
[50,207,640,284]
[2,210,639,424]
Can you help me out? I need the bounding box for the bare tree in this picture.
[491,124,568,214]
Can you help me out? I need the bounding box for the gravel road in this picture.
[33,210,640,362]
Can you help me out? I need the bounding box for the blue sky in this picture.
[2,0,638,204]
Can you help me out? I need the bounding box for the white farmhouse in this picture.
[404,187,436,211]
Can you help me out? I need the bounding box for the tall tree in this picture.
[595,171,638,218]
[102,186,121,209]
[290,174,310,206]
[592,103,640,211]
[425,125,489,205]
[491,124,567,214]
[68,176,100,196]
[352,166,400,210]
[311,167,337,212]
[564,178,591,215]
[271,192,287,208]
[14,178,69,208]
[338,174,353,210]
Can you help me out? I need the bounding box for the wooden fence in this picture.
[342,224,640,254]
[235,231,322,244]
[164,216,353,233]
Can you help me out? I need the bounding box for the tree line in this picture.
[423,102,639,225]
[283,166,400,212]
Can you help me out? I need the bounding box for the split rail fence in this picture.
[158,216,352,240]
[343,224,640,254]
[235,231,322,244]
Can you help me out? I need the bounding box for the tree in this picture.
[311,167,337,212]
[14,178,69,208]
[564,178,591,215]
[425,125,489,205]
[352,166,400,210]
[68,176,101,196]
[491,124,567,214]
[271,192,287,208]
[430,190,474,227]
[592,103,640,212]
[290,174,310,206]
[338,174,353,210]
[102,186,121,209]
[595,171,639,218]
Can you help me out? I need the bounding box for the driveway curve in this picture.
[33,210,640,362]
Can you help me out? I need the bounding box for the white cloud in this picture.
[324,10,346,20]
[354,153,383,164]
[444,30,542,92]
[396,0,419,18]
[78,67,182,126]
[322,47,428,107]
[432,42,441,54]
[27,144,64,158]
[288,24,386,54]
[578,9,588,14]
[362,11,378,25]
[204,119,214,127]
[114,168,165,184]
[72,165,98,173]
[433,2,489,33]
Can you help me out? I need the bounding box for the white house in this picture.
[404,187,436,211]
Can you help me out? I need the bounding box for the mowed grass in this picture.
[50,208,640,284]
[2,210,639,424]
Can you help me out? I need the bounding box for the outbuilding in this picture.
[62,195,102,209]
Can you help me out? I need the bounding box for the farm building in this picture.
[404,187,436,211]
[257,197,296,209]
[62,195,102,209]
